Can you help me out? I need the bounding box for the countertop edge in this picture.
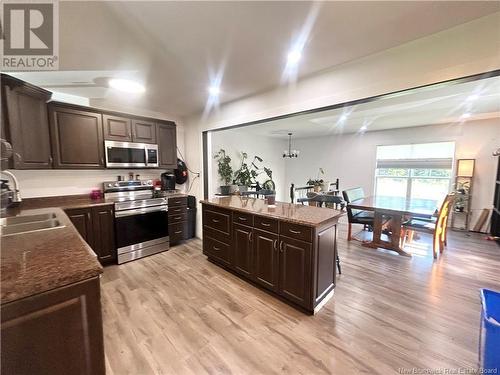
[200,199,344,227]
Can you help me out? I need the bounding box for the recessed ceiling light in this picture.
[461,113,471,119]
[339,114,348,122]
[466,94,479,101]
[360,125,368,131]
[109,78,145,94]
[208,86,220,96]
[287,50,302,65]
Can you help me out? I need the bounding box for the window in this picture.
[375,142,455,203]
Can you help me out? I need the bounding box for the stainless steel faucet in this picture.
[1,170,22,204]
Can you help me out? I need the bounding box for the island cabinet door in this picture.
[278,236,312,308]
[253,229,279,292]
[232,223,254,279]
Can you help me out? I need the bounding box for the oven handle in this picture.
[115,205,168,218]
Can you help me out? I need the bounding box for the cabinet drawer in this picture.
[203,208,230,235]
[169,222,187,242]
[254,216,278,233]
[203,233,231,267]
[168,206,187,216]
[169,212,187,224]
[279,221,313,242]
[233,212,253,227]
[168,197,187,207]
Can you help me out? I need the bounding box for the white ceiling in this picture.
[231,75,500,139]
[10,1,500,117]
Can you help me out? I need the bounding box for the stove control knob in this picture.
[114,183,119,187]
[107,183,112,187]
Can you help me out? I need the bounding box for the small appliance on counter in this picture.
[161,172,176,191]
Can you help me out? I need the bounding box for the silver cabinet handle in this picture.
[213,246,220,251]
[238,216,247,221]
[15,152,22,161]
[289,229,301,234]
[262,222,271,227]
[273,240,278,250]
[174,230,183,234]
[48,156,53,164]
[279,241,284,253]
[174,216,182,220]
[249,231,253,242]
[212,218,220,223]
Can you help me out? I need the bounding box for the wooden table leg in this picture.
[362,210,411,257]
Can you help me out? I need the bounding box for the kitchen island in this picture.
[201,196,344,314]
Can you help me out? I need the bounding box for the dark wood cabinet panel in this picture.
[279,236,312,308]
[203,231,232,267]
[2,76,52,169]
[203,208,231,235]
[91,206,116,264]
[158,122,177,169]
[233,223,253,278]
[103,114,132,142]
[253,229,279,292]
[65,207,94,249]
[314,226,337,304]
[233,212,254,227]
[132,119,156,144]
[1,277,105,375]
[65,206,116,265]
[49,105,105,169]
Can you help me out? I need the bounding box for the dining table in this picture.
[348,195,438,256]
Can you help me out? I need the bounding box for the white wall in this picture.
[209,130,287,201]
[183,13,500,238]
[285,118,499,226]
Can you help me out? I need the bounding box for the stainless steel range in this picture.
[103,179,169,264]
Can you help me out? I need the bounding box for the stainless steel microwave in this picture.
[105,140,159,168]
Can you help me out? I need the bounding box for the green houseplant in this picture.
[307,168,325,192]
[233,152,253,192]
[214,149,233,195]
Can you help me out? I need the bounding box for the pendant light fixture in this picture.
[283,133,299,158]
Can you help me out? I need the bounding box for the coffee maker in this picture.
[161,172,176,191]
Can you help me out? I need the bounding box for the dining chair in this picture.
[342,187,374,241]
[401,193,455,259]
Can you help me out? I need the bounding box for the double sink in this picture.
[0,212,65,236]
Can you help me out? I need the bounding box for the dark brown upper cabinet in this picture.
[132,119,156,144]
[158,122,177,169]
[103,114,132,142]
[49,104,105,169]
[1,74,52,169]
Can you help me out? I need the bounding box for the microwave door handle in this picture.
[144,148,148,167]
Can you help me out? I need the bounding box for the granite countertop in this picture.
[1,207,103,304]
[201,196,344,227]
[5,195,114,215]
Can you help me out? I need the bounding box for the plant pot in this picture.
[220,185,231,195]
[238,185,248,193]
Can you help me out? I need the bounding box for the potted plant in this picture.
[214,149,233,195]
[307,168,325,192]
[233,152,252,192]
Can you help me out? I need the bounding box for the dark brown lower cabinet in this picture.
[233,223,253,278]
[65,205,116,265]
[279,236,312,307]
[253,228,279,292]
[1,277,105,375]
[91,205,116,264]
[201,203,339,313]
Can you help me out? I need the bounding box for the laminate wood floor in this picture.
[101,221,500,375]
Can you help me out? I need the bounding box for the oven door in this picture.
[105,140,148,168]
[115,205,169,250]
